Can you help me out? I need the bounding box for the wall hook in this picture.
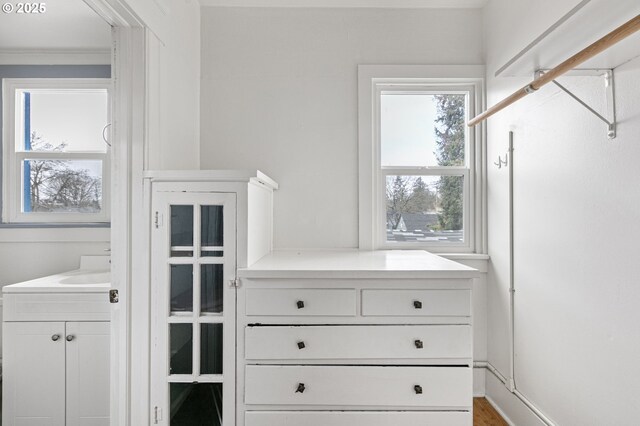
[494,153,508,169]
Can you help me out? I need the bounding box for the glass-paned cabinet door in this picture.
[151,191,236,426]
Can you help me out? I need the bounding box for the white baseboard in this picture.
[485,372,548,426]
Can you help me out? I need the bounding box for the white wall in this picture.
[0,228,109,286]
[200,6,483,249]
[484,0,640,424]
[146,0,201,170]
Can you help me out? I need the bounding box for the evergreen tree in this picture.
[434,95,465,230]
[386,176,412,230]
[408,177,436,213]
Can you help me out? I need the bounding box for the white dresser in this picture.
[237,250,479,426]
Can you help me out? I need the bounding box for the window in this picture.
[2,78,111,223]
[358,66,484,252]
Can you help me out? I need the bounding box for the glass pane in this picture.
[170,383,222,426]
[18,90,109,153]
[201,251,223,257]
[169,324,192,375]
[201,205,223,247]
[23,160,102,214]
[200,324,223,375]
[381,93,465,167]
[171,205,193,247]
[170,265,193,313]
[386,175,464,243]
[201,264,223,313]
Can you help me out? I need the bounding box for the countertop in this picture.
[2,269,110,293]
[238,250,480,279]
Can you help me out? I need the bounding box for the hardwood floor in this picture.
[474,397,509,425]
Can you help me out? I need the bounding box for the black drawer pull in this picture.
[414,339,423,349]
[413,300,422,309]
[414,385,423,394]
[297,341,306,349]
[296,383,306,393]
[297,300,305,309]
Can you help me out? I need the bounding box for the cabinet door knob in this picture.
[51,334,60,342]
[414,385,423,394]
[413,300,422,309]
[297,341,306,349]
[296,383,306,393]
[296,300,305,309]
[414,339,423,349]
[66,335,75,342]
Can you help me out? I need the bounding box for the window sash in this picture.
[378,168,471,250]
[2,78,112,224]
[12,154,110,223]
[376,88,474,250]
[376,84,475,170]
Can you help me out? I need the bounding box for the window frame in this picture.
[358,65,485,253]
[2,78,112,224]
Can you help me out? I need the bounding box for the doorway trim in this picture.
[82,2,148,425]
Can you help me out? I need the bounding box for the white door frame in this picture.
[82,1,148,425]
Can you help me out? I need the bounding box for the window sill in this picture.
[439,253,490,261]
[438,252,489,273]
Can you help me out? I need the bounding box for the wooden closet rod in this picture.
[468,13,640,127]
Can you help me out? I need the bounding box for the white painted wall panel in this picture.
[200,7,483,248]
[484,0,640,424]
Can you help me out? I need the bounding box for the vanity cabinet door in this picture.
[2,321,66,426]
[66,321,110,426]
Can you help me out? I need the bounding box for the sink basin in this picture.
[3,257,112,321]
[58,270,110,285]
[3,256,111,294]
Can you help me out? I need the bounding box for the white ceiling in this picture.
[199,0,488,8]
[0,0,111,51]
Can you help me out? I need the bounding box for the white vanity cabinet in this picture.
[237,250,479,426]
[2,275,110,426]
[3,321,110,426]
[145,170,278,426]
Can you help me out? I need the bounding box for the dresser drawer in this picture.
[245,411,471,426]
[361,290,470,317]
[245,325,471,360]
[245,289,356,316]
[244,365,471,408]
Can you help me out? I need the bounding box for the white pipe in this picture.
[500,132,556,426]
[487,362,507,385]
[508,131,516,393]
[514,388,557,426]
[482,362,557,426]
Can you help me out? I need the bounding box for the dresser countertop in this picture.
[238,250,480,279]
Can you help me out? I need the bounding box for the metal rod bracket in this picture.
[536,69,617,139]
